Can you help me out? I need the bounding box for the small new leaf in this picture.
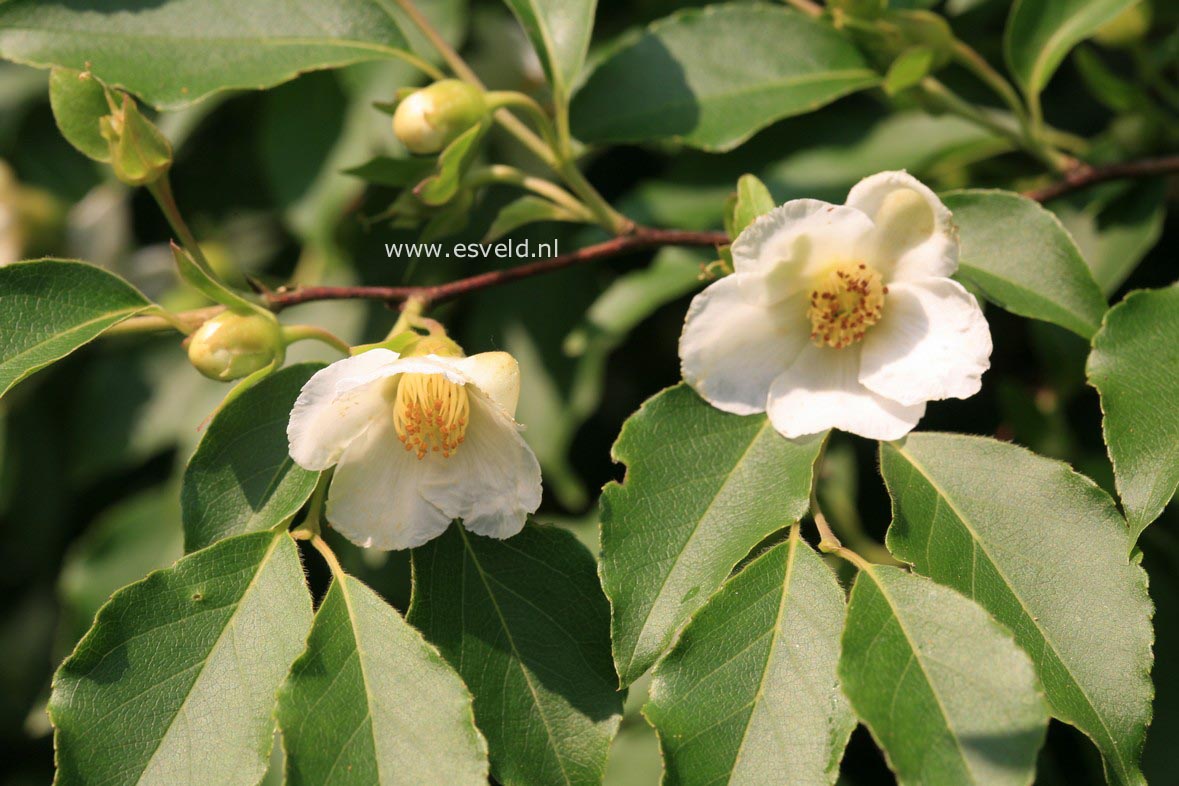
[725,174,775,239]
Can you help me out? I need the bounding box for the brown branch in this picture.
[266,228,728,311]
[1023,154,1179,203]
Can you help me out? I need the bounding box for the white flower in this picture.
[287,348,542,550]
[680,171,991,440]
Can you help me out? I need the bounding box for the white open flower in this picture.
[680,171,991,440]
[288,347,542,550]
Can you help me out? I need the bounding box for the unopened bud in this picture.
[187,311,284,381]
[99,94,173,186]
[402,333,465,359]
[392,80,486,155]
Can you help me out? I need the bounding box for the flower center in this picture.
[392,373,469,459]
[807,263,887,349]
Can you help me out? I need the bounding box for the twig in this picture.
[266,228,727,311]
[1022,155,1179,202]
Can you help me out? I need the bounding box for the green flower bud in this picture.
[99,94,173,186]
[187,311,284,381]
[392,80,487,155]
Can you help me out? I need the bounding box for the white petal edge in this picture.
[858,278,992,407]
[287,349,403,471]
[765,344,925,440]
[453,351,521,417]
[420,392,541,539]
[844,170,958,283]
[326,416,453,550]
[679,274,810,416]
[731,199,876,305]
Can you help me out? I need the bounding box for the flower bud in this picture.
[402,333,465,359]
[187,311,284,381]
[392,80,487,155]
[99,94,173,186]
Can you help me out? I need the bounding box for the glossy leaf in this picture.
[881,433,1154,786]
[278,572,488,785]
[570,5,878,152]
[1087,285,1179,541]
[840,565,1048,785]
[944,189,1107,338]
[182,363,323,552]
[1005,0,1139,98]
[0,0,422,110]
[49,66,112,162]
[646,529,854,785]
[0,259,152,399]
[408,523,623,786]
[501,0,596,106]
[600,384,824,686]
[49,531,312,786]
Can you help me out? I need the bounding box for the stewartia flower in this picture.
[680,171,991,440]
[287,342,542,550]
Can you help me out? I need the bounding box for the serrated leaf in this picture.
[1005,0,1139,99]
[0,0,422,110]
[600,384,824,686]
[49,66,112,162]
[881,433,1153,786]
[0,259,152,399]
[182,363,323,552]
[570,5,878,152]
[646,528,854,785]
[278,572,488,785]
[839,565,1048,785]
[1087,285,1179,541]
[485,195,582,241]
[501,0,596,106]
[408,523,623,786]
[49,531,312,786]
[944,189,1107,338]
[342,156,435,188]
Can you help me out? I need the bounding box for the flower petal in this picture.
[858,278,992,407]
[287,349,402,470]
[845,170,957,283]
[420,392,541,539]
[326,417,453,550]
[732,199,876,304]
[453,351,521,417]
[765,344,925,440]
[679,274,810,416]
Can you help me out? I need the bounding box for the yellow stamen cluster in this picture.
[392,373,470,459]
[807,262,887,349]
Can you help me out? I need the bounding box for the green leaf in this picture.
[725,173,775,239]
[645,528,854,785]
[501,0,596,106]
[48,66,112,162]
[182,363,323,552]
[0,259,152,399]
[840,565,1048,785]
[944,189,1107,338]
[570,5,878,152]
[0,0,420,110]
[278,572,488,785]
[1087,285,1179,541]
[171,243,261,314]
[50,531,313,786]
[1005,0,1139,99]
[883,46,935,95]
[342,155,436,188]
[881,433,1154,786]
[415,121,486,206]
[408,523,623,786]
[601,384,824,686]
[485,195,583,241]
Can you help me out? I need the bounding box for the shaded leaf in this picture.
[0,259,152,399]
[881,433,1153,786]
[840,565,1048,785]
[408,523,623,786]
[501,0,596,106]
[600,384,823,686]
[49,66,112,162]
[646,529,854,785]
[342,155,435,188]
[485,195,583,241]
